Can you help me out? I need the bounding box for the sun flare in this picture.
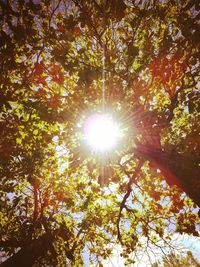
[83,114,121,152]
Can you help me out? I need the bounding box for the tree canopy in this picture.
[0,0,200,266]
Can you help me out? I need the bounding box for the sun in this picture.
[83,114,121,152]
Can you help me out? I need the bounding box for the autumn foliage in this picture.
[0,0,199,266]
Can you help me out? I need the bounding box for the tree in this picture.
[0,0,199,266]
[152,251,200,267]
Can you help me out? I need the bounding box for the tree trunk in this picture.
[0,233,53,267]
[135,146,200,207]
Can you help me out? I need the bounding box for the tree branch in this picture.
[117,160,144,243]
[33,180,39,221]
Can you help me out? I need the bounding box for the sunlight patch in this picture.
[83,114,121,152]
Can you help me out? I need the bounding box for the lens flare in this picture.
[84,114,121,152]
